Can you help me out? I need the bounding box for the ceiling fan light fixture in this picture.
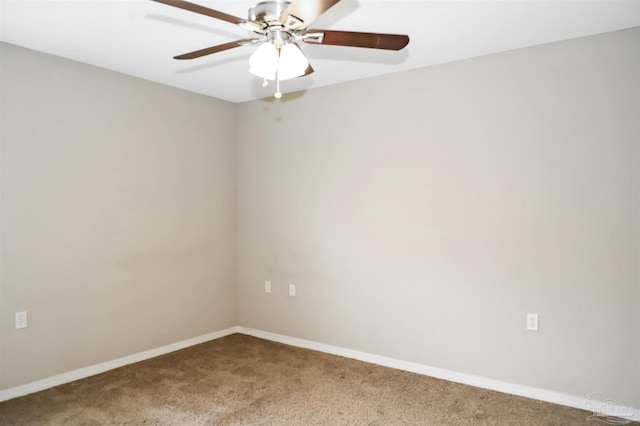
[249,42,278,80]
[276,42,308,80]
[249,41,308,81]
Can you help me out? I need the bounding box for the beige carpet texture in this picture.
[0,334,631,425]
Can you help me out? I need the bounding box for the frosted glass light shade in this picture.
[249,42,309,81]
[249,42,278,80]
[277,43,308,80]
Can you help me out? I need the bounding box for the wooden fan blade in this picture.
[279,0,341,30]
[151,0,247,25]
[304,30,409,50]
[174,39,259,60]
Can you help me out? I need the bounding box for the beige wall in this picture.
[0,43,237,389]
[236,28,640,406]
[2,27,639,408]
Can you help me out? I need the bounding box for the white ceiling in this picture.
[1,0,639,103]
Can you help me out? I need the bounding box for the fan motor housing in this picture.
[248,1,291,25]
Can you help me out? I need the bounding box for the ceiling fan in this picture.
[152,0,410,98]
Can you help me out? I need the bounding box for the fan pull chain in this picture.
[274,71,282,99]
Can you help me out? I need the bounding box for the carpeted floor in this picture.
[0,333,626,425]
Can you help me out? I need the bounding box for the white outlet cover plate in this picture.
[15,311,27,329]
[527,313,539,331]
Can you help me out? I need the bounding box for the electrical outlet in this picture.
[289,284,296,297]
[15,311,27,329]
[527,313,539,331]
[264,280,271,293]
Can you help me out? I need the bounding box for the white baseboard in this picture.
[2,325,637,423]
[236,326,640,422]
[0,326,238,402]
